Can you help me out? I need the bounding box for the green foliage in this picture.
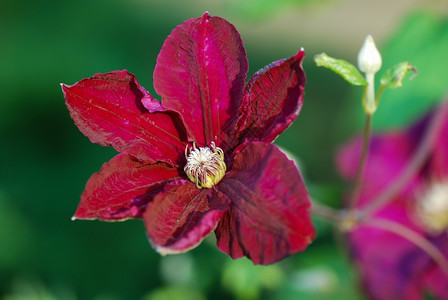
[314,53,367,86]
[142,286,205,300]
[0,192,33,269]
[2,277,60,300]
[222,259,284,300]
[380,62,418,90]
[371,12,448,129]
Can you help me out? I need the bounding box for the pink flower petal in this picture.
[215,142,315,265]
[73,153,181,220]
[153,12,248,151]
[337,103,448,299]
[423,236,448,299]
[336,131,415,207]
[350,216,427,300]
[237,50,306,143]
[349,206,448,300]
[62,70,187,165]
[143,180,230,254]
[337,127,426,299]
[431,104,448,178]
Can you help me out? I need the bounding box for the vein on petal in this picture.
[68,91,184,156]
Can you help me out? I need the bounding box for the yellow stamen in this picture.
[184,142,226,189]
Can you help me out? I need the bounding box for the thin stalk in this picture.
[311,200,343,224]
[362,217,448,278]
[359,99,448,218]
[364,73,376,113]
[375,85,385,108]
[366,73,376,113]
[348,113,372,211]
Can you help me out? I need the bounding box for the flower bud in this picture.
[358,35,382,74]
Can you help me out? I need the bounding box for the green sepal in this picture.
[314,53,367,86]
[380,62,418,89]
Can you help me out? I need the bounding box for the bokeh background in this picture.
[1,0,448,299]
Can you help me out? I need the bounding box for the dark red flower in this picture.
[62,13,315,265]
[337,101,448,299]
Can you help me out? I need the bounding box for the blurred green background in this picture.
[1,0,448,299]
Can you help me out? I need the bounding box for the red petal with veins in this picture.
[215,142,314,265]
[153,12,248,151]
[74,153,181,220]
[62,70,187,165]
[143,180,230,254]
[237,50,306,143]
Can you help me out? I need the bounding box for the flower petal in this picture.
[350,216,429,300]
[237,50,306,143]
[431,102,448,178]
[153,12,248,151]
[143,180,230,254]
[336,131,415,206]
[349,206,448,300]
[337,104,448,299]
[422,235,448,299]
[62,70,187,165]
[215,142,315,265]
[73,153,181,220]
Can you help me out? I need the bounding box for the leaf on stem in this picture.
[314,53,367,86]
[380,62,418,90]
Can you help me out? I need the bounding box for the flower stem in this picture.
[361,217,448,277]
[348,112,372,212]
[359,99,448,218]
[311,200,343,224]
[364,73,376,114]
[375,85,385,108]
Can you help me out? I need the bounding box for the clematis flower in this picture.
[337,100,448,299]
[61,13,315,265]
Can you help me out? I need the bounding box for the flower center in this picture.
[415,180,448,233]
[184,142,226,189]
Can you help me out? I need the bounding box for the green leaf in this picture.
[380,62,418,89]
[314,53,367,86]
[142,286,205,300]
[222,258,284,300]
[368,12,448,129]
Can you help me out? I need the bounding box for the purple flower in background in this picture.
[62,13,315,265]
[337,101,448,299]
